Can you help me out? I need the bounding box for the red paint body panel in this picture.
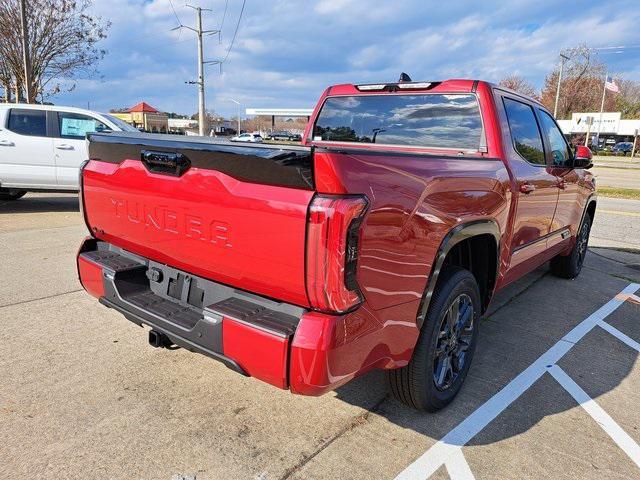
[290,300,420,395]
[82,159,313,306]
[77,255,105,298]
[78,79,596,396]
[222,318,289,389]
[313,149,510,311]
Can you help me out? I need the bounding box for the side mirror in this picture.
[572,145,593,169]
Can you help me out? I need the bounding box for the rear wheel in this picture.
[0,188,27,201]
[389,267,481,411]
[550,214,591,279]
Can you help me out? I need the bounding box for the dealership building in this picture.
[557,112,640,149]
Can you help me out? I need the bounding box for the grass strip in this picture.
[598,187,640,200]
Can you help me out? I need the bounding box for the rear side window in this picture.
[7,109,46,137]
[58,112,109,139]
[503,98,545,165]
[312,94,484,150]
[539,110,572,167]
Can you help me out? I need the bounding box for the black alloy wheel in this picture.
[433,293,474,391]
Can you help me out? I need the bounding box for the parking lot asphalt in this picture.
[1,193,639,480]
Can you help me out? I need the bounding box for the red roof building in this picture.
[127,102,159,113]
[110,101,168,133]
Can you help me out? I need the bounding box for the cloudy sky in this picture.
[56,0,640,117]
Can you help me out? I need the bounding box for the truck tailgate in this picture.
[82,133,314,307]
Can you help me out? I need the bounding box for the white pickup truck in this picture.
[0,103,138,200]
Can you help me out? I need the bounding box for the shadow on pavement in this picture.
[333,251,640,447]
[0,193,78,214]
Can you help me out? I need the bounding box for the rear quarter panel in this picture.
[291,149,512,383]
[315,150,512,312]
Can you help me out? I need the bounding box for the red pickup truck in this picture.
[77,79,595,411]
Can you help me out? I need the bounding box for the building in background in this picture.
[245,108,312,133]
[168,118,199,134]
[557,112,640,150]
[111,102,168,133]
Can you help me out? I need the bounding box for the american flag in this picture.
[605,75,619,93]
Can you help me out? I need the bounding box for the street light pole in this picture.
[584,116,594,147]
[229,98,241,134]
[553,53,569,118]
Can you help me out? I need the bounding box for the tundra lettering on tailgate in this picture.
[110,197,232,247]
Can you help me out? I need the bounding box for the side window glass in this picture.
[503,98,545,165]
[539,110,572,167]
[58,112,109,139]
[7,109,47,137]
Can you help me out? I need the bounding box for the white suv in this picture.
[230,132,263,143]
[0,103,138,200]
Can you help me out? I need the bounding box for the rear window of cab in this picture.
[311,93,484,151]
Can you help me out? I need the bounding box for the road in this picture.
[590,197,640,251]
[592,166,640,190]
[1,193,639,480]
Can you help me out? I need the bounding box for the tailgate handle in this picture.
[141,150,191,177]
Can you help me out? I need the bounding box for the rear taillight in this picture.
[306,195,368,313]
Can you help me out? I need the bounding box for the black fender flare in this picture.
[416,220,501,329]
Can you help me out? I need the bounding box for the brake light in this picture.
[396,82,432,89]
[355,81,433,91]
[306,195,368,313]
[355,84,387,91]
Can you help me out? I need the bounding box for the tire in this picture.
[550,214,592,279]
[0,189,27,201]
[389,266,481,412]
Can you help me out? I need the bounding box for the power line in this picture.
[591,44,640,51]
[219,0,229,33]
[168,0,182,27]
[221,0,246,64]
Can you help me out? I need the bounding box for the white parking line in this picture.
[394,283,640,480]
[598,321,640,352]
[548,365,640,469]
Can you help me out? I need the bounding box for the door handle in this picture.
[519,182,536,194]
[55,144,74,150]
[0,139,14,146]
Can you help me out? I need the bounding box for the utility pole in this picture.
[180,5,219,136]
[229,98,241,134]
[195,6,206,136]
[19,0,33,103]
[553,53,569,118]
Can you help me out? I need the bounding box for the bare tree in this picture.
[0,0,109,103]
[540,45,614,119]
[498,75,539,99]
[0,58,12,102]
[615,80,640,119]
